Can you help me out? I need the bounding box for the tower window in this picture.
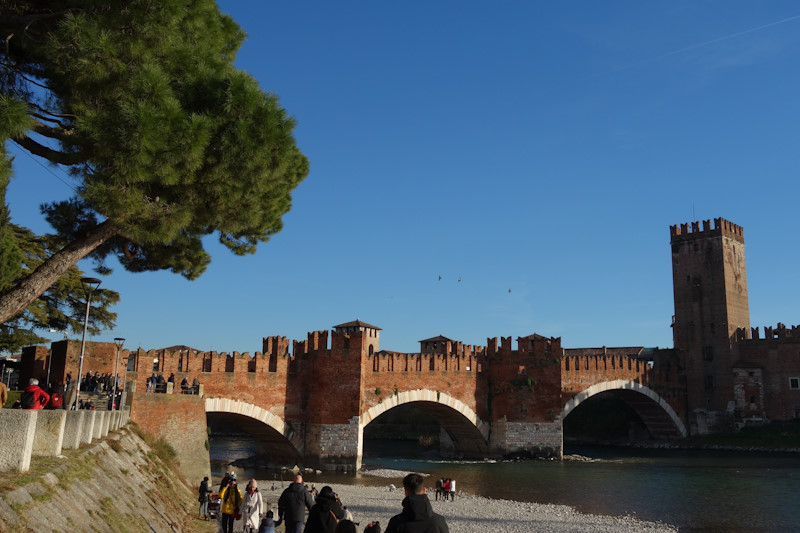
[789,377,800,390]
[702,346,714,361]
[704,375,715,389]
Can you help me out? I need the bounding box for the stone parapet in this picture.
[93,411,105,440]
[0,410,37,472]
[32,410,67,457]
[81,410,96,444]
[101,410,111,437]
[0,408,128,473]
[62,410,85,450]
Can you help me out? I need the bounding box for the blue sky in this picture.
[6,1,800,354]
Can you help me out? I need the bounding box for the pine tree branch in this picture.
[12,135,83,166]
[0,220,119,324]
[32,120,74,141]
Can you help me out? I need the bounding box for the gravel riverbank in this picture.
[249,476,678,533]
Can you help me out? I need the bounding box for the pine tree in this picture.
[0,1,309,322]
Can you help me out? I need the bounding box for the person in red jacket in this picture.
[23,378,50,410]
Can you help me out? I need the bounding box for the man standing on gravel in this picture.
[385,473,449,533]
[278,474,314,533]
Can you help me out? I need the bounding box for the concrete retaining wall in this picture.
[0,408,130,472]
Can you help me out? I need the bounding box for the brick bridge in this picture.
[119,320,686,471]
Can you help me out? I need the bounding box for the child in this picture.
[258,510,282,533]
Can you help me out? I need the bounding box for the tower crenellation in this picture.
[670,217,744,244]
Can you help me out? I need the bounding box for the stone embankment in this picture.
[0,425,214,533]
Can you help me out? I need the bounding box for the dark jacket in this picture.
[278,482,314,523]
[199,479,211,503]
[303,486,344,533]
[385,494,449,533]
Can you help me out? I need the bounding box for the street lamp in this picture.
[73,277,101,409]
[113,337,125,410]
[119,354,130,410]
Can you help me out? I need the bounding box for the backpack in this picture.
[20,390,36,409]
[49,392,63,409]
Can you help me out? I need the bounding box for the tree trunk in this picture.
[0,220,119,324]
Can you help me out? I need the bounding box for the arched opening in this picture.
[562,381,686,449]
[361,390,489,460]
[206,399,301,474]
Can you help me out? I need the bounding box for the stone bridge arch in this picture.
[562,380,687,438]
[361,389,490,456]
[205,398,304,458]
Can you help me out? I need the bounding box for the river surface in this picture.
[210,436,800,532]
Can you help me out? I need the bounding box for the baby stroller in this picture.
[207,491,222,519]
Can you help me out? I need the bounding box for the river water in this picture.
[210,437,800,532]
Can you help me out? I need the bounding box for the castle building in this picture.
[670,218,800,433]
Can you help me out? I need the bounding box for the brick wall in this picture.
[128,391,210,483]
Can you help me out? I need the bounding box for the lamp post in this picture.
[73,277,101,409]
[113,337,125,410]
[119,354,130,410]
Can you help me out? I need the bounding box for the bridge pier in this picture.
[303,417,363,471]
[489,417,563,459]
[129,391,211,483]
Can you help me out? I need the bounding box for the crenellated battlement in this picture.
[670,217,744,244]
[735,323,800,342]
[263,336,290,356]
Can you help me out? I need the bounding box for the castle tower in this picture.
[331,319,381,355]
[670,218,750,432]
[302,319,381,470]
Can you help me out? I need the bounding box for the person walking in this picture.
[241,479,264,533]
[449,478,455,501]
[303,485,344,533]
[385,473,449,533]
[219,476,242,533]
[220,471,232,493]
[278,474,314,533]
[198,476,212,520]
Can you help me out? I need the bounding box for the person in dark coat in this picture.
[278,474,315,533]
[303,485,345,533]
[198,476,213,519]
[385,474,448,533]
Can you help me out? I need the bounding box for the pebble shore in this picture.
[253,471,678,533]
